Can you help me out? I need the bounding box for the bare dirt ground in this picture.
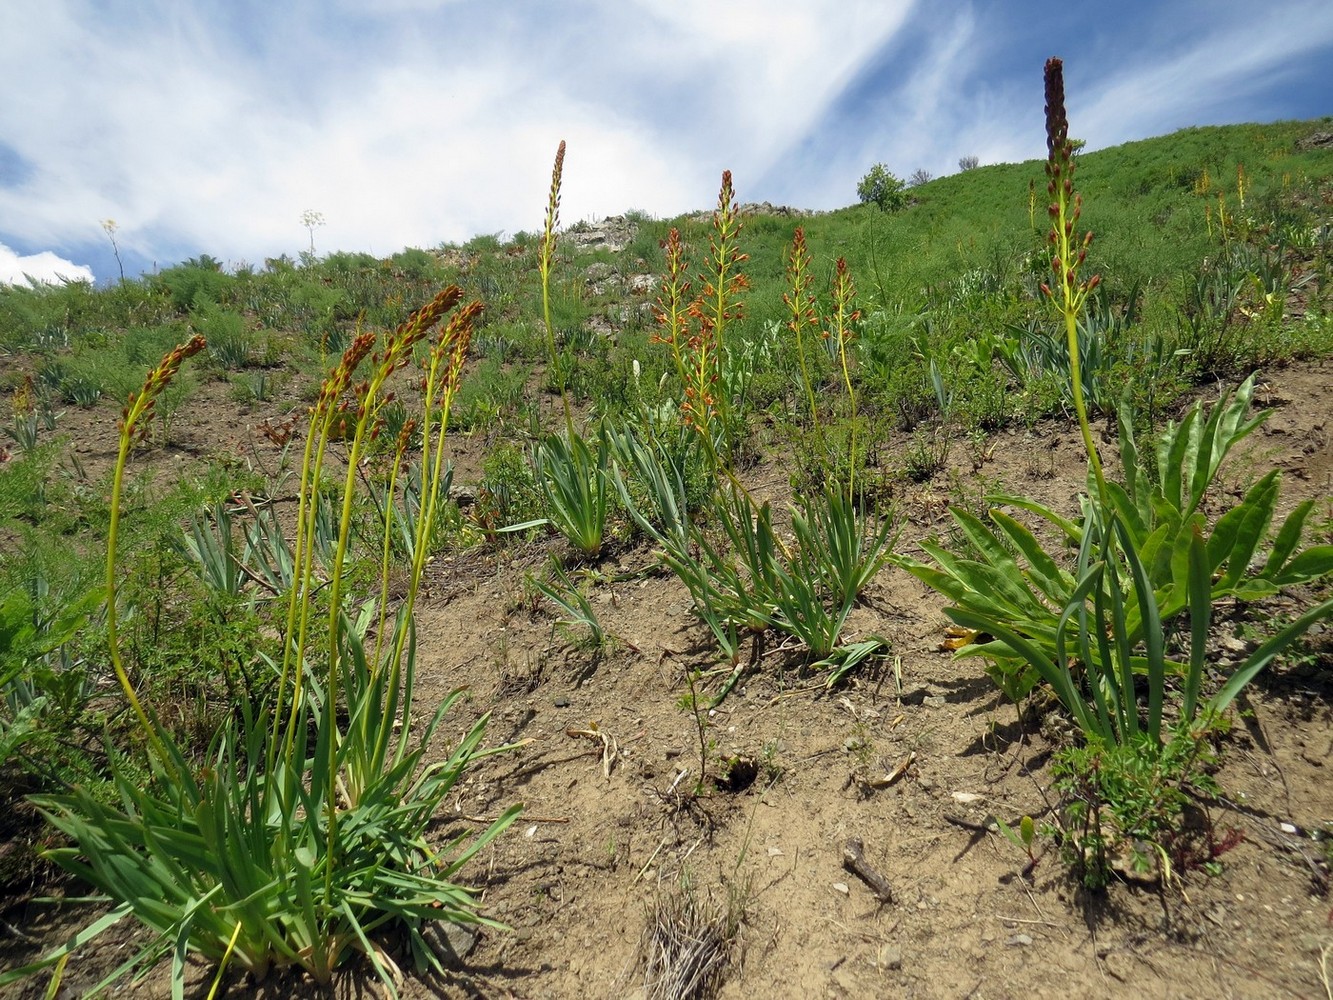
[3,359,1331,999]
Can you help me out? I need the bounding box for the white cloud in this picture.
[0,243,94,286]
[0,1,1329,278]
[0,1,918,272]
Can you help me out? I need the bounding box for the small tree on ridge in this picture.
[856,164,907,212]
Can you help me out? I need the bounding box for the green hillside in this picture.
[0,113,1331,996]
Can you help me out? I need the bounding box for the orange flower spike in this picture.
[783,228,817,334]
[120,334,206,444]
[654,227,696,406]
[831,257,858,345]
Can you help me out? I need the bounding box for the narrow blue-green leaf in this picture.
[0,904,131,987]
[1055,560,1116,743]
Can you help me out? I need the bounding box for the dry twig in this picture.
[841,837,895,904]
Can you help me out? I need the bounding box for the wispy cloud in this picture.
[757,0,1333,210]
[1074,0,1333,146]
[1,1,1329,282]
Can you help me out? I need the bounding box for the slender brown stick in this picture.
[841,838,895,904]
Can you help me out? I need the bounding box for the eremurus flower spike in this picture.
[540,140,571,428]
[828,257,861,500]
[689,170,749,462]
[1042,57,1106,501]
[108,334,206,772]
[784,227,821,437]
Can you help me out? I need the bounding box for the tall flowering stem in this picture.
[540,139,572,429]
[328,285,463,677]
[652,226,695,411]
[362,297,479,795]
[361,287,468,662]
[690,170,749,465]
[275,329,375,758]
[827,257,861,500]
[1041,57,1106,503]
[107,335,206,772]
[784,227,821,439]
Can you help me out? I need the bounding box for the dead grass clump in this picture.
[638,886,741,1000]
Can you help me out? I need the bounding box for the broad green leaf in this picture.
[1214,472,1278,589]
[1262,499,1316,579]
[1268,545,1333,587]
[946,606,1099,738]
[989,510,1072,603]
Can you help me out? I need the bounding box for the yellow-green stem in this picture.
[1062,301,1107,503]
[105,432,172,772]
[837,331,857,503]
[541,140,572,432]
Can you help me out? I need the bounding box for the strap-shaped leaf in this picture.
[1157,405,1199,514]
[1117,399,1140,500]
[1116,515,1166,743]
[988,494,1081,543]
[1262,499,1315,579]
[989,509,1073,603]
[1136,521,1176,611]
[1207,596,1333,718]
[947,606,1100,738]
[1054,559,1116,742]
[895,556,977,607]
[1104,480,1148,548]
[1214,472,1279,589]
[1183,524,1212,726]
[1269,545,1333,587]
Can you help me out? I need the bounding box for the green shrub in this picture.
[856,164,908,212]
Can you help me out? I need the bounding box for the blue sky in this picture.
[2,0,1331,285]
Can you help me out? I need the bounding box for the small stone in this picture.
[922,695,946,708]
[423,922,478,967]
[553,695,571,708]
[832,882,850,895]
[878,944,903,970]
[1007,933,1033,947]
